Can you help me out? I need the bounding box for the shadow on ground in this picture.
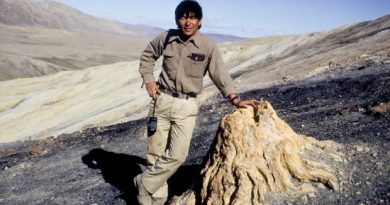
[82,148,144,204]
[82,148,201,205]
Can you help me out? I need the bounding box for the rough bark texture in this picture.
[169,101,343,205]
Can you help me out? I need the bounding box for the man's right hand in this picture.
[145,82,161,100]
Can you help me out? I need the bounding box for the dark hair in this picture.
[175,0,203,28]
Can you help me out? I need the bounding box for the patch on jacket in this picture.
[189,53,206,61]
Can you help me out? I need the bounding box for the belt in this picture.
[160,88,195,99]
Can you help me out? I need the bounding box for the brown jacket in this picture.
[139,29,236,97]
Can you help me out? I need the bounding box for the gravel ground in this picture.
[0,64,389,205]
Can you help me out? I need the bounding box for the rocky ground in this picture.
[0,63,389,205]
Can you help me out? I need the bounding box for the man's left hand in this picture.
[234,99,259,109]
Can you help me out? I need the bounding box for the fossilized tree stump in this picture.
[169,101,343,205]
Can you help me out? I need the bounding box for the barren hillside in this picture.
[0,0,246,81]
[219,15,390,87]
[1,15,389,144]
[0,24,148,80]
[0,0,151,80]
[0,63,388,205]
[0,3,389,203]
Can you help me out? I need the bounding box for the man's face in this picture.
[178,12,202,37]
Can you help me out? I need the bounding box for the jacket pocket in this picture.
[186,53,207,78]
[162,50,177,79]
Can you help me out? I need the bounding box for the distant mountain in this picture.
[0,0,130,34]
[119,22,165,38]
[0,0,148,81]
[120,22,246,42]
[0,0,246,42]
[205,33,246,43]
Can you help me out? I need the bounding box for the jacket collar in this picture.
[173,29,201,48]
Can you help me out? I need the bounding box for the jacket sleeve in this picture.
[138,32,166,84]
[207,43,237,97]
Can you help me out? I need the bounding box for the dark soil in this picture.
[0,64,389,205]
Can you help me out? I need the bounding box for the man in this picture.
[136,1,258,204]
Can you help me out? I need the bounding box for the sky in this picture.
[53,0,390,38]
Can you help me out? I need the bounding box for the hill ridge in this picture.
[0,0,129,34]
